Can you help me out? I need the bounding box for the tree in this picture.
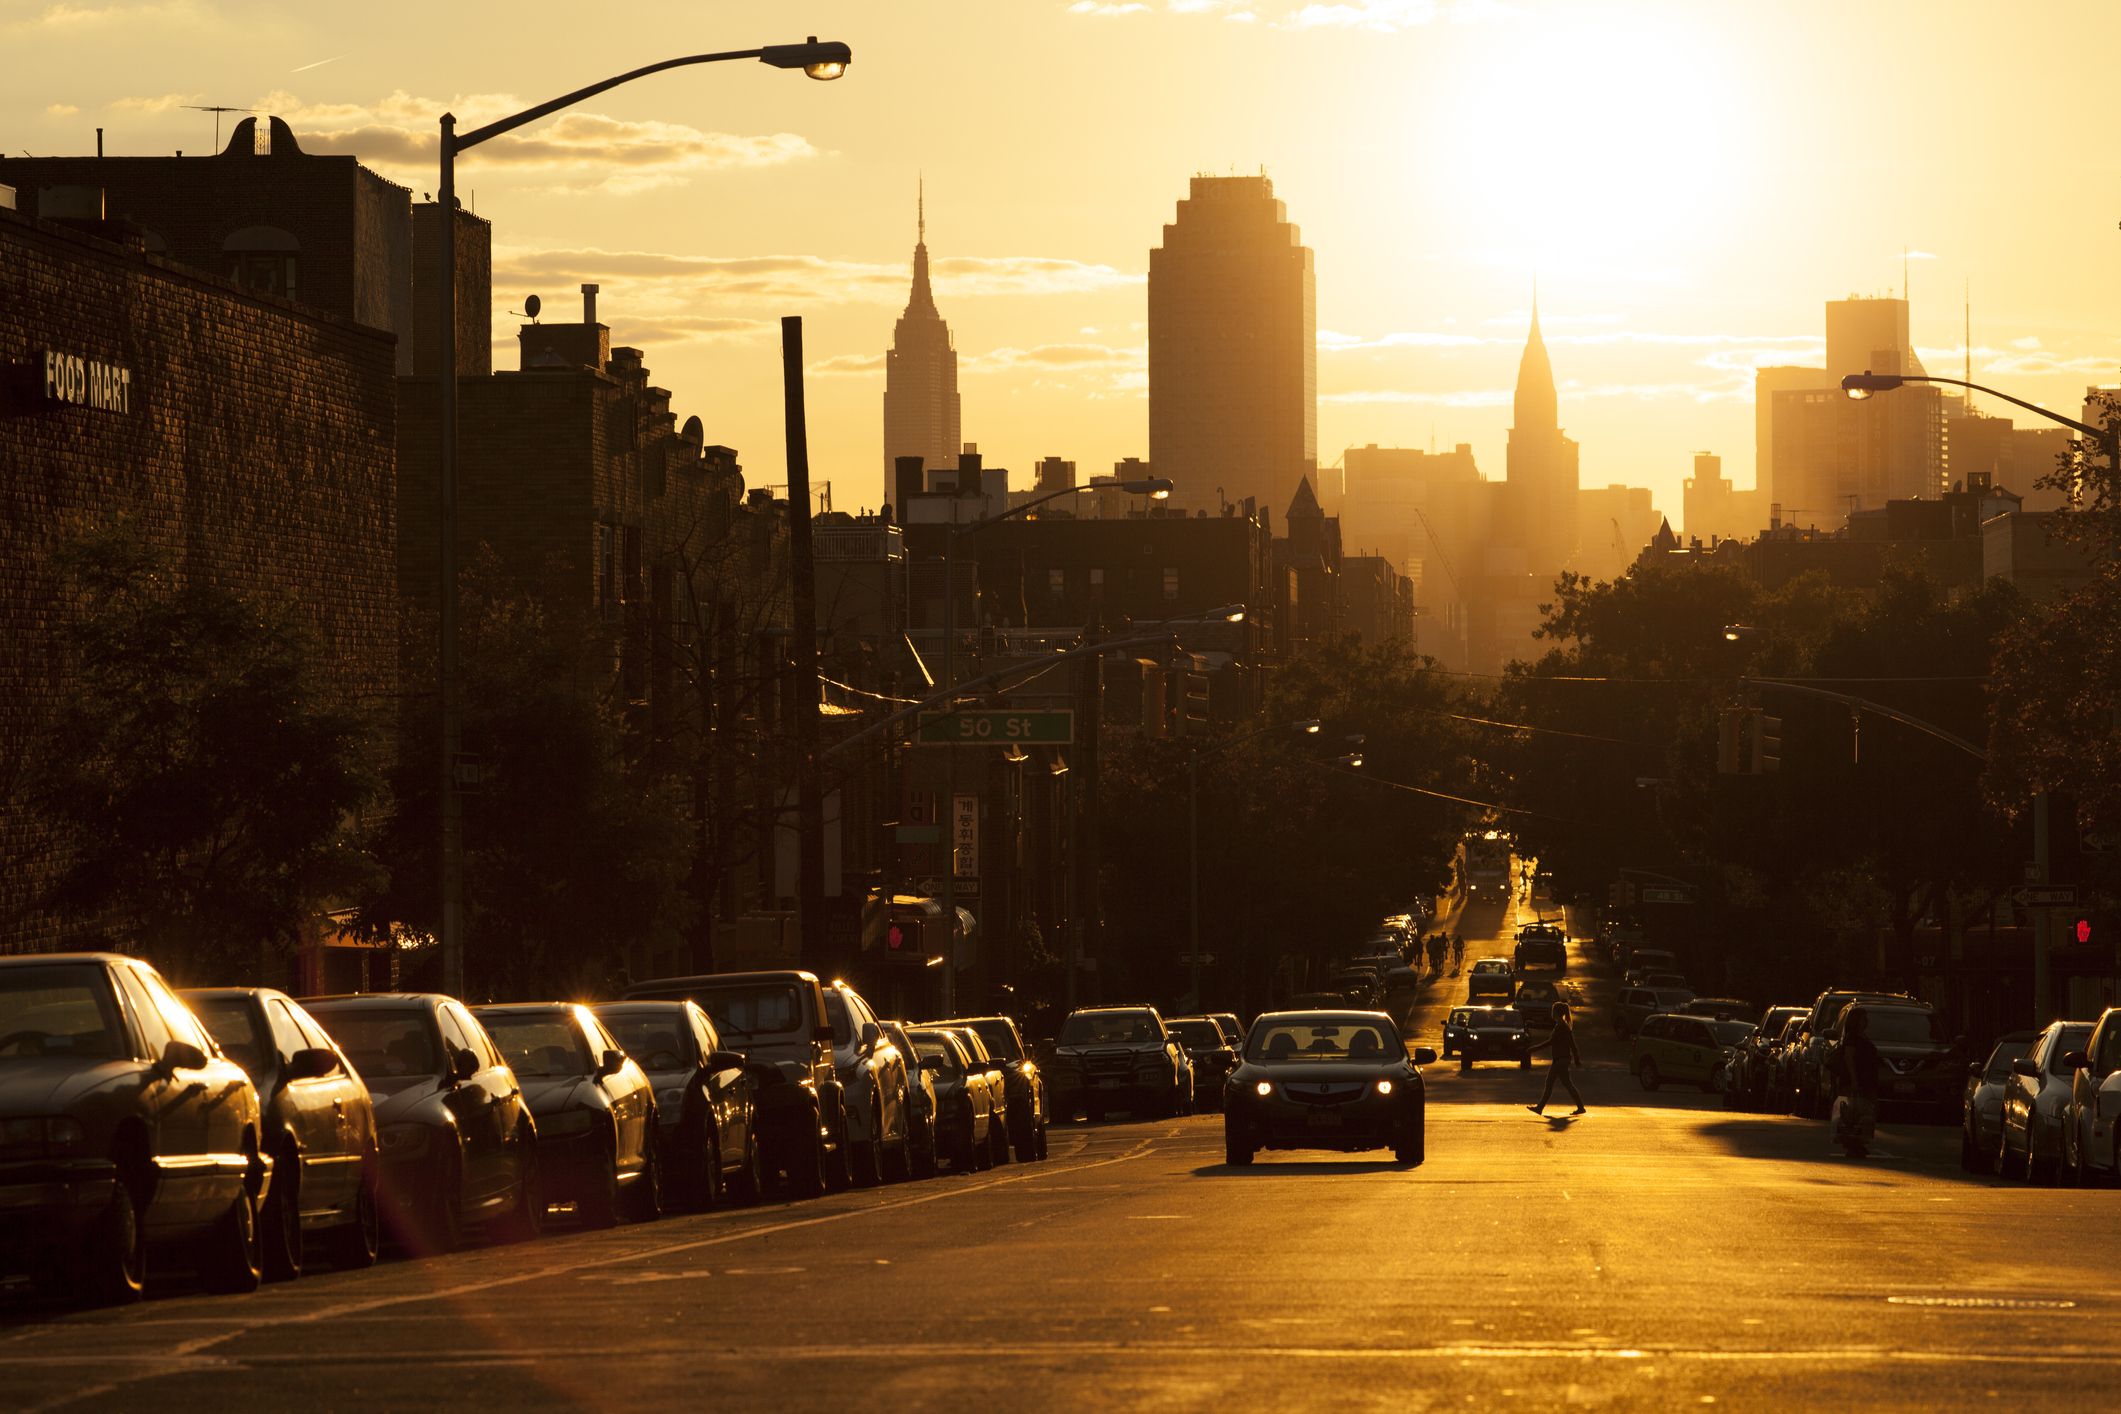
[31,529,380,981]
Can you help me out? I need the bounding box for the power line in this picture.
[1318,762,1578,824]
[1425,707,1658,748]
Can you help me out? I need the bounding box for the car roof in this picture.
[0,951,141,968]
[1069,1005,1156,1016]
[630,970,821,990]
[471,1002,582,1015]
[301,992,447,1007]
[1252,1008,1397,1025]
[181,986,282,1001]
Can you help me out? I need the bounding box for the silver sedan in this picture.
[1999,1021,2095,1184]
[1961,1033,2035,1173]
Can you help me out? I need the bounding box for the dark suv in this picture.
[625,971,850,1197]
[1791,990,1916,1117]
[1049,1006,1190,1121]
[1828,1001,1961,1119]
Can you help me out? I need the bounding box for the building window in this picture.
[221,225,299,300]
[1048,568,1065,597]
[1162,567,1179,601]
[1089,567,1104,587]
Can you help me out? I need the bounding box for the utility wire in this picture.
[1426,708,1659,748]
[1317,762,1579,825]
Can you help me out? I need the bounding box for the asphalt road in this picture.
[5,888,2118,1411]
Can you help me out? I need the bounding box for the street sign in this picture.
[917,709,1074,746]
[1179,953,1216,966]
[2013,884,2079,908]
[1640,887,1697,905]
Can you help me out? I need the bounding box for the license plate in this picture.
[1096,1078,1126,1089]
[1893,1081,1915,1095]
[1306,1111,1342,1130]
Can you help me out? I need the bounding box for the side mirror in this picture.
[1412,1047,1438,1066]
[159,1039,208,1073]
[1965,1062,1983,1078]
[2064,1050,2088,1071]
[706,1049,746,1073]
[814,1025,836,1046]
[449,1048,478,1083]
[2010,1058,2040,1079]
[597,1048,624,1079]
[285,1047,340,1082]
[860,1020,881,1053]
[920,1055,946,1071]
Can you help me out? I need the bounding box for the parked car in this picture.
[1631,1013,1752,1092]
[591,999,760,1210]
[880,1021,941,1178]
[1455,1006,1531,1071]
[1466,958,1514,1002]
[1210,1013,1246,1048]
[1960,1032,2038,1173]
[2,954,267,1303]
[1765,1015,1810,1112]
[1822,1000,1958,1120]
[183,986,381,1278]
[822,981,912,1187]
[1331,969,1381,1007]
[1289,991,1350,1010]
[936,1026,1014,1166]
[1997,1020,2095,1183]
[1680,997,1753,1021]
[906,1027,1002,1172]
[1049,1006,1192,1121]
[1623,948,1680,986]
[2061,1005,2121,1185]
[1166,1016,1239,1113]
[624,971,850,1197]
[1790,990,1916,1118]
[1222,1010,1436,1166]
[926,1014,1048,1159]
[1380,967,1423,1025]
[301,993,541,1252]
[1640,972,1693,992]
[1728,1005,1808,1111]
[1616,985,1694,1038]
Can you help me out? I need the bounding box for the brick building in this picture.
[0,196,399,952]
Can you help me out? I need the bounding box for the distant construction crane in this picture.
[1413,506,1462,601]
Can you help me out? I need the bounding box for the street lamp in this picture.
[935,474,1173,1013]
[430,39,850,1000]
[1840,370,2118,470]
[1186,718,1323,1013]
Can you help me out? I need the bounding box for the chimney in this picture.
[582,283,599,325]
[894,455,925,511]
[955,450,983,498]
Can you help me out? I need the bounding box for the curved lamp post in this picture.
[433,39,850,998]
[1841,370,2118,472]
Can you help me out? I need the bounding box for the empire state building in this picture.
[883,192,961,482]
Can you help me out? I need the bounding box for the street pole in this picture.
[2033,790,2050,1026]
[782,317,827,972]
[437,115,464,1001]
[939,528,958,1015]
[1188,750,1201,1013]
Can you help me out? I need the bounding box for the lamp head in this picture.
[1840,371,1902,400]
[1296,719,1322,735]
[1119,477,1175,500]
[761,37,852,80]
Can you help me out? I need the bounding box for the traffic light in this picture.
[2076,917,2093,946]
[1718,708,1747,774]
[1750,712,1782,774]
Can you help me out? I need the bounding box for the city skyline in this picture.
[7,0,2120,517]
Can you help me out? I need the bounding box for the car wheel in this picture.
[687,1120,721,1211]
[624,1126,664,1223]
[494,1133,544,1243]
[730,1122,765,1204]
[911,1113,938,1180]
[1394,1114,1426,1167]
[73,1171,146,1306]
[1035,1117,1049,1160]
[1995,1124,2020,1180]
[198,1186,262,1294]
[974,1115,995,1171]
[2029,1139,2058,1188]
[1087,1102,1105,1124]
[1519,1055,1531,1071]
[581,1141,622,1228]
[1959,1121,1986,1174]
[1459,1056,1472,1074]
[989,1112,1011,1167]
[824,1101,854,1193]
[419,1151,464,1255]
[883,1121,913,1184]
[326,1166,381,1271]
[1638,1058,1661,1092]
[260,1142,302,1283]
[852,1134,884,1189]
[2057,1118,2080,1187]
[792,1122,829,1199]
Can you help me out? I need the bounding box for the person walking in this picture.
[1527,1001,1585,1115]
[1449,933,1465,974]
[1832,1005,1881,1158]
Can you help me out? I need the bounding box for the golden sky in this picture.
[10,0,2118,525]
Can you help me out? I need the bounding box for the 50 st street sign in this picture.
[918,709,1074,746]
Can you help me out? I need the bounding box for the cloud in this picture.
[108,92,203,114]
[810,353,886,376]
[1068,1,1149,12]
[494,245,1140,304]
[45,102,79,116]
[1323,387,1511,407]
[1323,378,1741,408]
[25,1,206,28]
[1065,0,1494,23]
[964,342,1145,374]
[253,90,819,194]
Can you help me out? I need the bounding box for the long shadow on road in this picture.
[1689,1114,2012,1187]
[1189,1161,1406,1178]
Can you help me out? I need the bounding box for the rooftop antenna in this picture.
[1901,246,1908,302]
[186,104,253,148]
[917,171,924,245]
[1963,278,1972,414]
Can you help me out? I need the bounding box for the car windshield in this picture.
[1448,1010,1472,1026]
[694,984,805,1041]
[966,1019,1022,1061]
[481,1014,590,1078]
[2048,1027,2094,1075]
[596,1011,697,1073]
[910,1035,961,1076]
[1708,1021,1755,1046]
[1518,984,1556,1001]
[190,997,268,1074]
[1471,961,1509,975]
[1983,1040,2032,1081]
[315,1009,440,1083]
[1249,1020,1401,1062]
[1469,1012,1519,1030]
[1169,1021,1223,1048]
[0,964,124,1061]
[1856,1009,1945,1045]
[1059,1011,1158,1044]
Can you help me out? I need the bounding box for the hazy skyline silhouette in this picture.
[8,0,2116,515]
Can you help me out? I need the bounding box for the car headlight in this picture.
[657,1088,688,1112]
[0,1116,87,1156]
[539,1109,600,1136]
[1254,1080,1274,1098]
[379,1122,432,1157]
[1375,1079,1395,1096]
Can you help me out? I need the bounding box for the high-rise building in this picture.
[1754,365,1832,508]
[1682,451,1765,542]
[883,188,961,486]
[1503,299,1580,574]
[1765,296,1947,530]
[1148,174,1316,516]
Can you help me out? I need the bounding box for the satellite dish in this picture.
[680,414,704,446]
[524,293,541,321]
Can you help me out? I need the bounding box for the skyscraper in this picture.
[1148,174,1316,516]
[883,187,961,485]
[1503,298,1580,574]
